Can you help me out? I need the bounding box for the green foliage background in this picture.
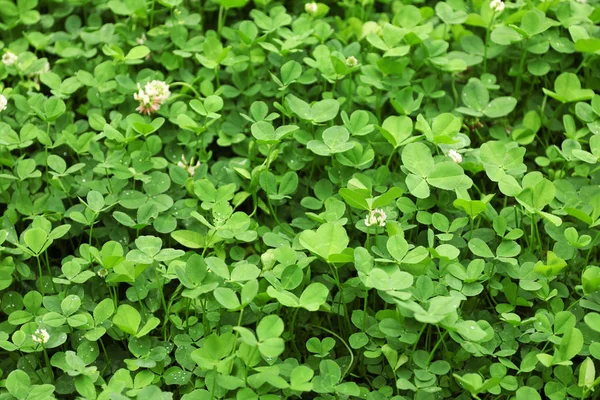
[0,0,600,399]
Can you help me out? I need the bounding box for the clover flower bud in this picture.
[305,2,318,14]
[346,56,358,67]
[0,95,7,112]
[448,149,463,163]
[2,51,17,66]
[365,208,387,227]
[490,0,504,12]
[136,33,147,45]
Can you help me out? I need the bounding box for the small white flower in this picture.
[2,51,17,66]
[365,208,387,228]
[490,0,505,12]
[136,33,147,45]
[178,155,201,176]
[448,149,463,163]
[144,80,170,104]
[133,80,170,115]
[305,2,318,14]
[32,328,49,344]
[0,95,7,112]
[97,268,108,278]
[345,56,358,68]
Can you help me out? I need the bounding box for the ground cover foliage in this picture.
[0,0,599,398]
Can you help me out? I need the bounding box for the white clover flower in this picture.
[2,51,17,66]
[134,80,170,115]
[145,80,170,104]
[0,95,7,112]
[490,0,505,12]
[346,56,358,67]
[178,155,200,176]
[365,208,387,228]
[42,62,50,73]
[305,2,318,14]
[448,149,463,163]
[32,328,49,344]
[97,268,108,278]
[136,33,147,45]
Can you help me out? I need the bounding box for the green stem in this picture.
[217,6,226,34]
[99,338,111,373]
[153,264,168,315]
[584,231,600,266]
[514,39,528,98]
[529,213,536,250]
[42,346,53,379]
[426,329,448,365]
[450,74,458,108]
[215,67,220,88]
[328,263,351,332]
[310,325,355,379]
[483,12,496,74]
[105,168,113,194]
[229,307,245,362]
[289,308,301,358]
[45,123,50,181]
[386,148,397,168]
[89,220,95,246]
[36,256,45,296]
[43,252,57,294]
[169,82,202,99]
[149,0,156,28]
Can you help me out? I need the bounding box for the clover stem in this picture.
[217,6,227,34]
[135,284,147,321]
[169,82,201,99]
[289,308,301,358]
[469,217,474,241]
[44,251,57,293]
[529,213,536,250]
[105,168,113,193]
[164,284,182,328]
[36,256,45,297]
[411,325,426,360]
[42,345,53,379]
[483,12,496,74]
[185,298,191,328]
[149,0,156,28]
[45,123,50,181]
[426,329,448,365]
[99,338,111,372]
[215,66,221,88]
[362,289,369,332]
[584,231,600,267]
[153,264,168,316]
[89,219,95,246]
[514,39,528,98]
[328,262,351,332]
[347,74,354,112]
[375,89,382,122]
[385,147,396,168]
[310,324,355,379]
[450,74,458,108]
[229,307,245,361]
